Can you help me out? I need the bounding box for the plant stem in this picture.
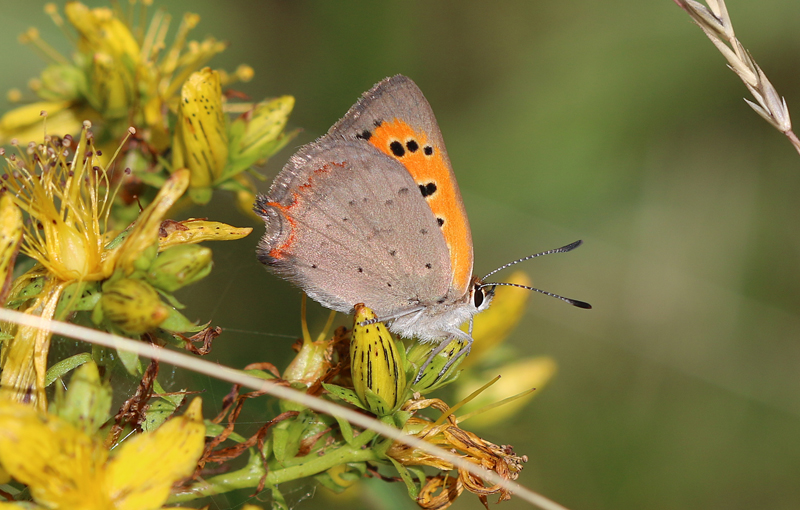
[168,442,381,502]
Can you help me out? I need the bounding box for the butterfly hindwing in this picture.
[256,139,452,317]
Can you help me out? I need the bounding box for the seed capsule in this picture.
[100,278,168,334]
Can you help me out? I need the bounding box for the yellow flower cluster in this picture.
[1,2,295,212]
[0,124,250,409]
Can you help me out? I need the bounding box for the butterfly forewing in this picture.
[329,75,474,296]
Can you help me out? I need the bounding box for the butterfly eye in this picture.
[472,287,485,308]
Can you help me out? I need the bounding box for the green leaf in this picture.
[44,352,93,387]
[142,397,178,433]
[138,166,169,188]
[117,346,141,376]
[158,306,205,333]
[243,368,278,380]
[333,414,356,446]
[5,276,45,309]
[388,457,421,500]
[269,484,289,510]
[322,383,367,410]
[364,387,393,417]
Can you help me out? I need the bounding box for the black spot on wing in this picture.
[390,141,405,157]
[419,182,437,198]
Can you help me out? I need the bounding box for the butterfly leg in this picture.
[412,328,474,384]
[437,328,473,378]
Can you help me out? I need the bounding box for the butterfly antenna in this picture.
[481,240,584,281]
[478,281,592,309]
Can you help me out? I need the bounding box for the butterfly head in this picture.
[469,276,495,313]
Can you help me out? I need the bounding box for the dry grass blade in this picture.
[673,0,800,155]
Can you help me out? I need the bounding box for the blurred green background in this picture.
[4,1,800,509]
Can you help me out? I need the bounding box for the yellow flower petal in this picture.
[461,270,531,368]
[0,399,110,509]
[0,278,67,410]
[64,3,140,65]
[0,101,82,145]
[105,398,205,510]
[116,169,190,274]
[158,218,252,250]
[0,195,23,303]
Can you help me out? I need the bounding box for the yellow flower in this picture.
[0,397,205,510]
[0,124,188,409]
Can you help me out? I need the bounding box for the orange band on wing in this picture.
[260,199,297,260]
[369,119,472,292]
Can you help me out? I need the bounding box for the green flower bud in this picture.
[350,304,407,416]
[146,244,212,292]
[407,337,467,394]
[100,278,169,334]
[227,96,295,176]
[38,64,86,102]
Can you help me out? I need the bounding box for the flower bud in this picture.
[227,96,294,175]
[49,361,112,436]
[173,68,228,204]
[350,304,407,416]
[37,64,86,102]
[100,278,168,334]
[87,52,134,119]
[146,244,212,292]
[407,337,467,394]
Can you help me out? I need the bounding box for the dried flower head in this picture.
[387,397,528,508]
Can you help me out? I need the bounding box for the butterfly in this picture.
[255,75,589,379]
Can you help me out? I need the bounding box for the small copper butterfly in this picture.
[255,75,590,378]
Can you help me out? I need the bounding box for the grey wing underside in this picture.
[256,139,452,317]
